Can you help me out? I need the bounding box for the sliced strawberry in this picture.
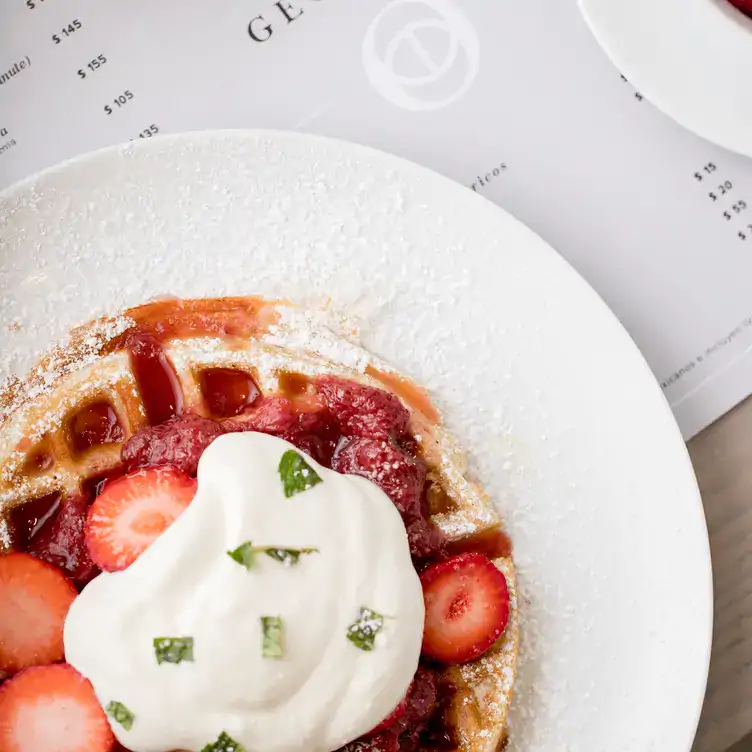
[0,553,77,674]
[420,553,509,665]
[27,494,100,586]
[0,663,115,752]
[368,690,409,735]
[85,466,196,572]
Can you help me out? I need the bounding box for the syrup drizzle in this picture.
[7,492,61,550]
[67,401,124,454]
[124,330,183,425]
[445,526,513,560]
[199,368,260,418]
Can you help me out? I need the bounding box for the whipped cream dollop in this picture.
[64,432,424,752]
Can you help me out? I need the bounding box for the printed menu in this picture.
[2,0,752,438]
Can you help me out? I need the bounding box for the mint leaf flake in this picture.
[228,542,318,570]
[264,547,318,566]
[200,731,246,752]
[227,541,256,570]
[278,450,322,497]
[261,616,285,658]
[346,607,385,652]
[106,700,135,731]
[154,637,194,665]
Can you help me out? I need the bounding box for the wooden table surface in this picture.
[688,396,752,752]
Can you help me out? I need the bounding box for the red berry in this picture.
[368,691,409,735]
[121,413,224,477]
[729,0,752,15]
[226,397,339,467]
[317,377,410,439]
[27,494,100,586]
[86,466,196,571]
[404,514,444,561]
[331,437,425,516]
[420,553,510,665]
[0,663,115,752]
[0,553,77,674]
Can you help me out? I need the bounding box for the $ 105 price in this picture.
[104,90,134,115]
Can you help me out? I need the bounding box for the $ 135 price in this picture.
[104,90,134,115]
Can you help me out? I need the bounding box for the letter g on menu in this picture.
[362,0,480,112]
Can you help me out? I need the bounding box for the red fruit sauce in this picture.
[67,401,125,455]
[199,368,260,418]
[123,330,183,425]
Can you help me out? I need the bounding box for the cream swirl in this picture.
[64,432,424,752]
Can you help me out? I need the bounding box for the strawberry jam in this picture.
[7,493,61,551]
[67,401,124,454]
[124,330,183,425]
[445,526,513,560]
[22,447,54,474]
[199,368,260,418]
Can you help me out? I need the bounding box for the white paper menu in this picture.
[2,0,752,439]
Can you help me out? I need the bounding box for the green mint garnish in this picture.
[228,542,318,569]
[261,616,285,658]
[346,607,385,652]
[278,450,322,497]
[154,637,194,665]
[200,731,246,752]
[227,541,256,569]
[264,547,318,566]
[105,701,135,731]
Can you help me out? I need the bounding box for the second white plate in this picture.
[580,0,752,158]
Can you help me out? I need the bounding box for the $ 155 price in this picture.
[78,54,107,79]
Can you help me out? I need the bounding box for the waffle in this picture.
[0,297,518,752]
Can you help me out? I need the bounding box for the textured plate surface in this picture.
[0,130,712,751]
[580,0,752,157]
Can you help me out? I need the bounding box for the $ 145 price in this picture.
[52,19,82,44]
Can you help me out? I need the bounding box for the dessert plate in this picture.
[579,0,752,158]
[0,130,712,751]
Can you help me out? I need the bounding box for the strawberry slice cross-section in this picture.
[85,466,196,572]
[0,552,77,675]
[420,552,510,665]
[0,663,115,752]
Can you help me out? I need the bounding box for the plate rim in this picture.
[0,128,714,750]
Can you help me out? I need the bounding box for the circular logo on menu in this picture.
[362,0,480,112]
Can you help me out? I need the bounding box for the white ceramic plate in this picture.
[579,0,752,158]
[0,131,712,751]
